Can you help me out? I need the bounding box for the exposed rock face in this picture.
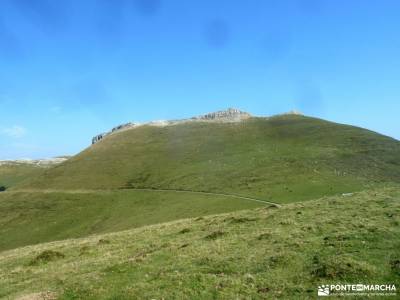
[91,108,252,145]
[92,133,108,144]
[0,157,69,166]
[111,122,137,132]
[92,122,140,144]
[283,110,303,116]
[193,108,251,121]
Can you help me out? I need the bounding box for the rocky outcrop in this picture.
[283,110,303,116]
[192,108,251,121]
[111,122,138,132]
[92,123,140,144]
[0,157,69,166]
[91,108,252,145]
[92,133,108,144]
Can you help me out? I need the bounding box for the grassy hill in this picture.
[0,158,69,189]
[0,163,45,189]
[1,186,399,299]
[14,115,400,203]
[1,114,398,254]
[0,190,263,252]
[1,113,399,298]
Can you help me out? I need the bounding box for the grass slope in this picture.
[0,186,399,299]
[0,190,263,252]
[16,115,400,203]
[0,164,45,189]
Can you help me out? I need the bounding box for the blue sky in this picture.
[0,0,399,159]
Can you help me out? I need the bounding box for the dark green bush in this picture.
[29,250,65,265]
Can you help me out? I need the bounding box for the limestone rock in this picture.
[0,157,69,166]
[91,108,252,145]
[193,108,252,121]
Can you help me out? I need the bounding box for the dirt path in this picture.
[8,188,282,208]
[127,188,282,207]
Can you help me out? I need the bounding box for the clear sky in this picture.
[0,0,399,159]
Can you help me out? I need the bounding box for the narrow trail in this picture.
[126,188,282,208]
[9,188,282,208]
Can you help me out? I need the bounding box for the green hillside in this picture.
[16,115,400,203]
[2,114,399,254]
[1,113,399,298]
[0,163,45,189]
[0,190,263,252]
[1,186,399,299]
